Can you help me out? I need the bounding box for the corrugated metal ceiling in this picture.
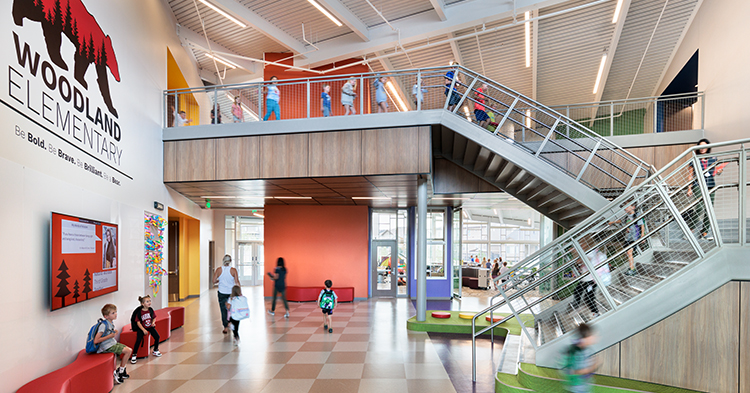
[166,0,702,105]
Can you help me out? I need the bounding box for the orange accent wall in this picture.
[262,53,372,119]
[263,205,369,298]
[167,49,199,125]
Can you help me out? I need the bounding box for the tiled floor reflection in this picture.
[112,287,503,393]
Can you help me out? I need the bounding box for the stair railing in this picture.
[164,65,655,197]
[471,138,750,381]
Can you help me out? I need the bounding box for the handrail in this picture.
[470,138,750,381]
[549,91,703,108]
[164,65,654,202]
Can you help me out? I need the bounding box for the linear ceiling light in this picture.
[593,53,607,94]
[306,0,342,27]
[352,197,391,200]
[612,0,624,23]
[525,109,531,129]
[275,196,313,199]
[431,197,470,200]
[385,81,408,112]
[253,213,265,218]
[198,0,247,28]
[205,53,239,69]
[200,195,236,199]
[524,11,531,68]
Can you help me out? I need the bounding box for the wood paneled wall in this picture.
[596,281,748,392]
[164,126,431,182]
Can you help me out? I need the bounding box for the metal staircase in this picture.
[165,65,654,228]
[471,138,750,380]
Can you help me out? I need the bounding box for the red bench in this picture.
[286,287,354,302]
[17,350,115,393]
[156,307,185,329]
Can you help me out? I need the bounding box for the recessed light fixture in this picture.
[385,81,408,112]
[275,196,313,200]
[198,0,247,28]
[593,53,607,94]
[524,11,531,68]
[253,213,265,218]
[205,53,239,69]
[306,0,342,27]
[493,208,498,215]
[352,197,391,200]
[612,0,624,23]
[525,109,532,129]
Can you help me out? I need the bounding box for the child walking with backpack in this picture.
[561,323,600,392]
[318,280,338,333]
[129,295,162,364]
[90,304,133,384]
[226,285,249,345]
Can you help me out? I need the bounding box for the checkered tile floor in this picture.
[111,287,497,393]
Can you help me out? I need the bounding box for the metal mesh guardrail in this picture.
[164,66,653,197]
[471,139,750,381]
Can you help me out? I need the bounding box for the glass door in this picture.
[372,241,398,296]
[238,242,264,286]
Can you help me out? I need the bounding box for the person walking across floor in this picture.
[267,257,289,318]
[213,255,240,334]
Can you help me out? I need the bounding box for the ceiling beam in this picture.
[177,23,259,76]
[651,0,704,96]
[590,0,632,111]
[296,0,590,68]
[429,0,448,21]
[208,0,308,54]
[448,32,464,65]
[316,0,370,41]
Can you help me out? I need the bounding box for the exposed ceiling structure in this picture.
[167,0,701,104]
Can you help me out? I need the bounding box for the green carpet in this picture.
[496,372,533,392]
[518,363,702,393]
[406,311,534,336]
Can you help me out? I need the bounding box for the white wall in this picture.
[0,0,211,390]
[656,0,750,143]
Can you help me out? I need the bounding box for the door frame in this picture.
[237,241,264,286]
[371,240,398,297]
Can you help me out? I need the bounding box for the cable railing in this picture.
[164,65,654,197]
[548,92,704,137]
[470,138,750,381]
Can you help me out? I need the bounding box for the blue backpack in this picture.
[85,319,106,354]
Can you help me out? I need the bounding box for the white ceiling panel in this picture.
[601,0,700,100]
[240,0,356,45]
[454,17,532,97]
[340,0,435,28]
[536,0,618,106]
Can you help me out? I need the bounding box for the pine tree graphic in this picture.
[55,260,72,307]
[72,279,80,303]
[82,269,92,300]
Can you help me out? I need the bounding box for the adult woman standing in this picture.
[687,138,724,240]
[267,257,289,318]
[213,255,240,334]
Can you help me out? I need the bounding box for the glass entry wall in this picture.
[461,211,540,267]
[452,208,462,298]
[371,210,408,297]
[225,214,264,286]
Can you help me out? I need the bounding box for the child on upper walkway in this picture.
[318,280,338,333]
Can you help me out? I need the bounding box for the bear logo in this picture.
[13,0,121,118]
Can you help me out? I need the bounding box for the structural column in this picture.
[417,177,427,321]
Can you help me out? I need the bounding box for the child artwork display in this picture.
[144,212,167,294]
[50,212,119,311]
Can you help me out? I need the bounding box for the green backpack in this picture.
[320,289,335,309]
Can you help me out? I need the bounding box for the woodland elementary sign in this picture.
[5,0,130,180]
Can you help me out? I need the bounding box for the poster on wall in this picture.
[50,212,118,311]
[2,0,132,185]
